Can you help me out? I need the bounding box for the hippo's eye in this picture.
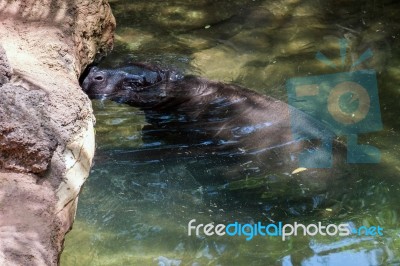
[94,75,104,81]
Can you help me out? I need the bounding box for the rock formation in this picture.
[0,0,115,264]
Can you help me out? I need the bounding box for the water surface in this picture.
[62,0,400,265]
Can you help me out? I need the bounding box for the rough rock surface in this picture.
[0,0,115,264]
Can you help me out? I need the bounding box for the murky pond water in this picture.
[62,0,400,265]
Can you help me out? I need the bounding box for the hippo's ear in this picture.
[122,75,146,89]
[168,71,183,82]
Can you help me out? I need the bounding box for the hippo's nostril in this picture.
[94,75,104,81]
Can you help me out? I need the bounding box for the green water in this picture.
[62,0,400,265]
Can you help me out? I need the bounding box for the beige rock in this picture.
[0,0,115,264]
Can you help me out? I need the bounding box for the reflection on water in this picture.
[62,0,400,265]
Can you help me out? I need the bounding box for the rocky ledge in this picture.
[0,0,115,264]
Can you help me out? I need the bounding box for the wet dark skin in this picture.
[82,63,352,210]
[82,64,328,152]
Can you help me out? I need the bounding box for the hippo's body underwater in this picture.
[81,63,352,206]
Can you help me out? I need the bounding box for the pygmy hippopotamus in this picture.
[81,63,352,205]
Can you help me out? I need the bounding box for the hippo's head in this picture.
[81,64,183,108]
